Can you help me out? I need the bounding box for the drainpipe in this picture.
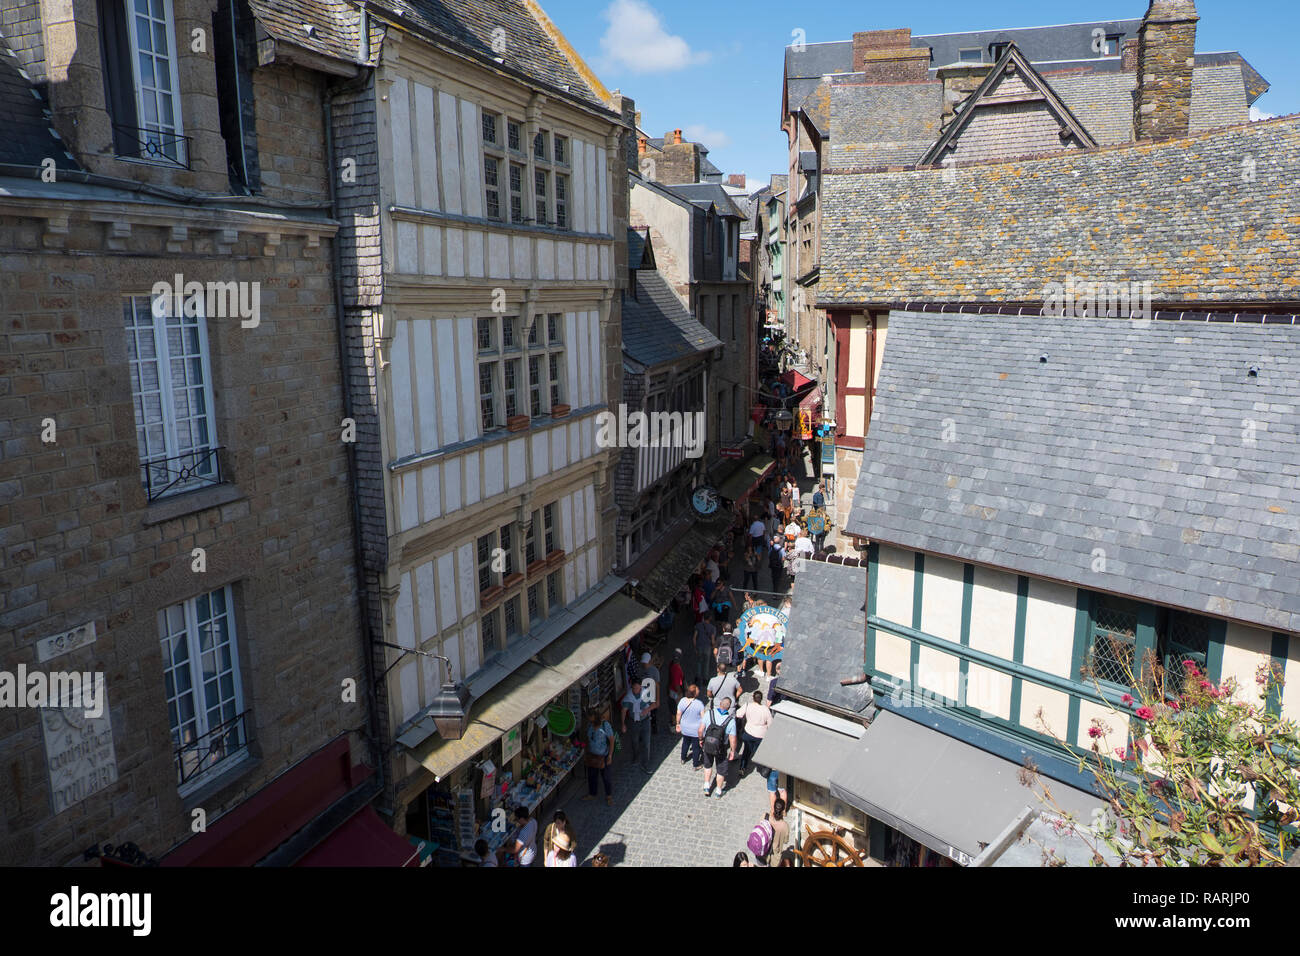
[323,70,388,801]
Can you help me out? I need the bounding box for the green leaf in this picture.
[1200,832,1226,856]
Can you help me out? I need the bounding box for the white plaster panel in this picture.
[437,90,462,214]
[421,461,441,522]
[458,317,478,442]
[537,238,555,280]
[599,245,610,281]
[444,226,465,277]
[560,495,574,551]
[462,622,480,677]
[437,552,457,630]
[1023,577,1077,678]
[390,76,414,206]
[557,241,573,280]
[414,82,437,210]
[596,146,608,233]
[488,233,510,279]
[399,470,418,532]
[415,560,437,638]
[457,542,476,618]
[550,424,566,471]
[412,319,437,452]
[394,571,414,649]
[396,220,418,274]
[531,432,549,478]
[420,224,442,275]
[467,230,485,278]
[507,437,526,488]
[399,659,419,723]
[463,449,481,506]
[512,235,530,280]
[484,444,505,498]
[920,555,964,645]
[435,320,459,445]
[389,321,415,458]
[584,484,596,544]
[459,98,482,218]
[875,544,915,627]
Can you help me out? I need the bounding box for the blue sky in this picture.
[540,0,1300,189]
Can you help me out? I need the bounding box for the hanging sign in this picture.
[736,605,788,662]
[691,486,721,517]
[501,724,522,763]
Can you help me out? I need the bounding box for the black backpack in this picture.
[702,708,728,756]
[716,640,734,667]
[768,547,783,571]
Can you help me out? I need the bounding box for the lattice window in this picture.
[1160,611,1211,693]
[1090,598,1139,685]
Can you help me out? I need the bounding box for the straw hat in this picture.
[553,830,575,852]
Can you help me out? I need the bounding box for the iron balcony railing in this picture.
[143,446,224,502]
[112,123,192,169]
[175,709,249,786]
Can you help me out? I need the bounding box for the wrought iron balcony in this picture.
[175,709,249,787]
[112,123,191,169]
[143,446,224,502]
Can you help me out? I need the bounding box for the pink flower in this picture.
[1114,747,1129,759]
[1199,680,1212,690]
[1167,699,1180,712]
[1135,706,1155,721]
[1184,660,1200,675]
[1121,693,1134,706]
[1088,726,1103,739]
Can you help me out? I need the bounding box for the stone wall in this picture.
[0,215,366,865]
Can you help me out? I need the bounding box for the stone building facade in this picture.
[0,0,372,865]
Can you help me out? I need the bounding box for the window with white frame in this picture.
[509,162,525,223]
[101,0,187,165]
[534,168,550,225]
[124,294,220,501]
[479,312,565,423]
[158,584,246,787]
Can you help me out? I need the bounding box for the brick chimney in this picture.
[1133,0,1199,140]
[727,173,746,188]
[852,28,931,83]
[937,63,992,123]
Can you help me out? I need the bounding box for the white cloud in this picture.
[598,0,709,74]
[1250,106,1278,122]
[684,124,731,149]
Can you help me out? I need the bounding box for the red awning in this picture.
[798,386,823,410]
[295,807,420,867]
[780,369,815,391]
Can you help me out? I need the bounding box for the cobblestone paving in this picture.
[556,720,772,867]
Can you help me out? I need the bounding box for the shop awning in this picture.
[717,453,775,504]
[295,807,421,867]
[632,511,733,611]
[798,386,822,410]
[409,594,657,781]
[760,701,865,789]
[780,369,815,391]
[827,710,1104,865]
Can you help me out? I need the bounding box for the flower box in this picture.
[507,415,531,432]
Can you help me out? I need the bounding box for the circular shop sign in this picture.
[691,485,721,516]
[737,604,788,649]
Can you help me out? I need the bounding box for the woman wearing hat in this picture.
[542,811,576,867]
[545,829,578,867]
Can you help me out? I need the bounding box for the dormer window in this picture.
[989,42,1010,61]
[100,0,188,167]
[958,48,983,63]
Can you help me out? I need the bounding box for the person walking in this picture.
[641,652,662,736]
[737,690,772,773]
[675,684,707,769]
[667,649,685,712]
[707,662,740,713]
[748,515,766,555]
[693,612,717,664]
[752,799,790,866]
[807,505,828,553]
[768,535,786,593]
[545,830,578,867]
[503,806,538,867]
[711,580,734,627]
[699,694,739,799]
[778,479,793,525]
[742,547,760,591]
[582,708,615,805]
[620,677,653,775]
[542,810,575,865]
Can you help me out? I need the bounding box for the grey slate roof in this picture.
[819,116,1300,307]
[627,227,646,270]
[779,561,874,714]
[369,0,607,110]
[828,81,943,169]
[664,182,744,219]
[845,311,1300,633]
[621,270,721,369]
[0,35,79,171]
[248,0,376,64]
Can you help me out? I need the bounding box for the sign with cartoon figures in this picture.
[737,605,788,661]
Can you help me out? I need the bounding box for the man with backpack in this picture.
[698,695,738,799]
[807,505,828,553]
[706,662,740,713]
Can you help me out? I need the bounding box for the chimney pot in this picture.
[673,129,683,145]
